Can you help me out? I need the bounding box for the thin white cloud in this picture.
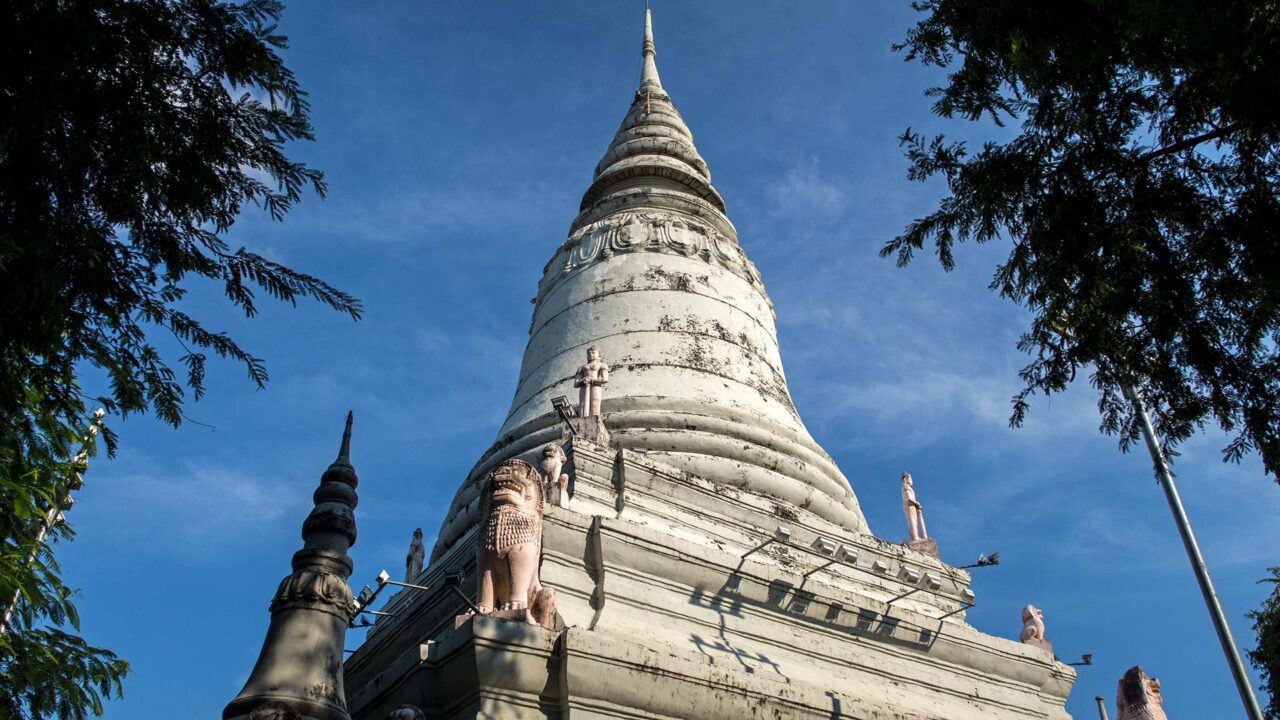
[768,160,845,220]
[77,463,309,559]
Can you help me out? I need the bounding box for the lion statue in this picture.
[1019,604,1052,653]
[1116,666,1167,720]
[476,458,556,627]
[540,441,570,508]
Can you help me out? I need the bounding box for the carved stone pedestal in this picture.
[1023,637,1054,654]
[563,415,610,446]
[906,538,939,559]
[455,584,559,632]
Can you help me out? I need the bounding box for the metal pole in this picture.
[1123,383,1264,720]
[1094,696,1109,720]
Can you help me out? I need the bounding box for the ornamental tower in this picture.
[226,414,360,720]
[340,10,1076,719]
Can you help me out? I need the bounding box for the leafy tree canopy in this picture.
[1,0,359,716]
[1,408,126,720]
[1250,568,1280,718]
[887,1,1280,477]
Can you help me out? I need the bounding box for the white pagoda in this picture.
[229,9,1076,720]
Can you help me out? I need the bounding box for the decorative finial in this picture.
[222,410,361,720]
[639,2,663,92]
[338,410,353,461]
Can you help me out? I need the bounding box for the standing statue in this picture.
[1019,604,1053,653]
[1116,666,1168,720]
[540,442,570,508]
[574,346,610,417]
[405,527,424,582]
[901,472,928,541]
[475,458,557,627]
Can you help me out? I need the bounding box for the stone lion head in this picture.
[488,459,541,512]
[1119,666,1163,708]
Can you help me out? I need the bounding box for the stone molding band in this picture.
[540,209,763,302]
[431,397,869,559]
[269,569,357,622]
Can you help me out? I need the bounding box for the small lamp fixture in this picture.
[959,552,1001,570]
[551,395,574,418]
[1066,653,1093,667]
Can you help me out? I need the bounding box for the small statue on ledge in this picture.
[405,527,424,582]
[1019,604,1053,653]
[900,471,938,557]
[574,346,609,417]
[901,471,927,541]
[1116,666,1167,720]
[540,442,570,508]
[473,458,557,628]
[564,346,611,445]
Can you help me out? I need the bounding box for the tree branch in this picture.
[1137,123,1242,164]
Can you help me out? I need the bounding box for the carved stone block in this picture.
[563,415,611,446]
[906,538,939,559]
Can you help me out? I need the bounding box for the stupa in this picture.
[235,8,1077,720]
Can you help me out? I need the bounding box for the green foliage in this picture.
[1251,568,1280,718]
[1,1,361,717]
[1,408,129,720]
[888,1,1280,477]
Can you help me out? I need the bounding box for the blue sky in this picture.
[56,3,1274,718]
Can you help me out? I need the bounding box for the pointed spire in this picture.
[639,2,663,93]
[223,411,361,720]
[574,2,726,219]
[337,410,353,462]
[321,411,358,489]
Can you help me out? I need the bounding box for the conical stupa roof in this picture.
[431,8,868,558]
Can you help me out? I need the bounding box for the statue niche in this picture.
[474,458,557,628]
